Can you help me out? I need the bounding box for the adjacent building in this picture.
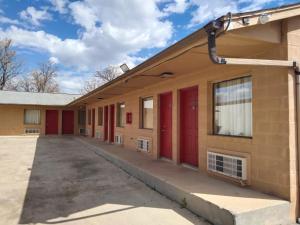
[0,91,83,135]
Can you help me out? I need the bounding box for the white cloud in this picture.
[0,0,173,72]
[69,1,98,31]
[55,71,92,94]
[0,15,21,25]
[0,7,20,25]
[188,0,279,27]
[164,0,189,14]
[49,56,59,64]
[50,0,69,14]
[20,6,52,26]
[189,0,238,26]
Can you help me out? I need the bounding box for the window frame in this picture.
[141,96,154,130]
[116,102,125,128]
[78,110,86,126]
[212,75,252,139]
[98,107,103,126]
[24,109,41,125]
[88,109,91,125]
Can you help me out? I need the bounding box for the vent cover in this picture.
[114,134,123,145]
[25,128,40,134]
[79,128,85,135]
[96,131,101,139]
[85,128,90,136]
[207,151,247,180]
[137,138,150,152]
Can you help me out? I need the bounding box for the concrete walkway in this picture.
[0,136,209,225]
[77,137,291,225]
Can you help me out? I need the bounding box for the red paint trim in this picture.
[109,104,115,143]
[104,105,109,141]
[159,91,172,159]
[126,112,132,124]
[62,110,74,135]
[92,108,95,137]
[46,110,59,135]
[180,86,198,167]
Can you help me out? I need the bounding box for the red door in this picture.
[62,110,74,135]
[46,110,59,135]
[180,86,198,167]
[109,104,115,143]
[92,108,95,137]
[104,106,108,141]
[160,92,172,159]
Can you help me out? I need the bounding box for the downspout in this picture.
[205,16,300,221]
[296,68,300,224]
[205,18,300,70]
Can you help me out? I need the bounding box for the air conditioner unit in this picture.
[137,138,150,152]
[114,134,123,145]
[96,131,102,140]
[207,151,247,180]
[79,128,85,135]
[85,128,90,136]
[25,128,40,134]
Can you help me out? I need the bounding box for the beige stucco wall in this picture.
[85,17,300,220]
[0,105,81,136]
[286,16,300,219]
[86,64,291,198]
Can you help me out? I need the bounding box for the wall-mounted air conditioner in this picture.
[24,128,40,134]
[114,134,123,145]
[79,128,85,135]
[85,128,90,136]
[207,151,247,180]
[137,138,151,152]
[96,131,102,140]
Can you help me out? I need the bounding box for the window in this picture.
[141,97,153,129]
[213,76,252,137]
[78,110,86,125]
[98,107,103,126]
[88,109,91,125]
[24,109,40,124]
[117,103,125,127]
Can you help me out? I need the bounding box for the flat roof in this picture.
[0,91,81,106]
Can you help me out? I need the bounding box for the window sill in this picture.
[211,134,252,139]
[139,128,153,131]
[207,134,253,142]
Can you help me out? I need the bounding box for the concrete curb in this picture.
[76,138,291,225]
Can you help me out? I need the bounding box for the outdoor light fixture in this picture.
[120,63,130,73]
[259,14,270,24]
[242,17,250,25]
[160,72,174,78]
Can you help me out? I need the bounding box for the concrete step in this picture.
[76,137,291,225]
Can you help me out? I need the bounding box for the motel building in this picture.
[2,4,300,225]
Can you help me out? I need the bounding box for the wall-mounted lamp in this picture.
[242,17,250,25]
[120,63,130,73]
[160,72,174,78]
[259,14,270,24]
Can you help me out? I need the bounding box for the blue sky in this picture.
[0,0,299,93]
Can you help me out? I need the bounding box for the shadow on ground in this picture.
[18,137,203,224]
